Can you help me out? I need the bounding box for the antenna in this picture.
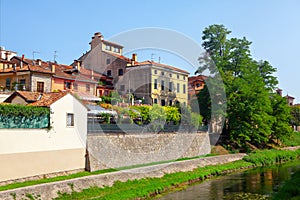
[151,53,155,62]
[54,50,58,63]
[158,57,161,63]
[32,51,40,60]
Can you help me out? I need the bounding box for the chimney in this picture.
[276,88,283,97]
[74,60,81,71]
[36,59,42,65]
[5,52,9,60]
[20,54,24,68]
[131,53,137,65]
[51,63,55,73]
[90,32,103,50]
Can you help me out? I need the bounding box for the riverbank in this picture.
[55,149,300,200]
[0,154,246,200]
[1,148,299,200]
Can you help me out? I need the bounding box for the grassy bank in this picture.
[54,149,300,200]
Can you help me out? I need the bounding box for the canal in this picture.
[156,160,300,199]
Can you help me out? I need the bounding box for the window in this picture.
[177,83,180,93]
[114,47,120,53]
[161,71,165,76]
[161,80,165,91]
[66,113,74,127]
[64,81,71,90]
[169,73,172,77]
[37,81,44,93]
[73,82,78,90]
[106,58,111,65]
[118,68,124,76]
[5,78,10,89]
[120,85,125,91]
[154,79,158,89]
[154,70,157,74]
[107,70,112,77]
[183,76,186,80]
[177,74,180,79]
[161,99,166,106]
[20,79,26,90]
[183,84,186,94]
[154,98,158,104]
[196,83,202,88]
[86,84,90,92]
[169,82,173,92]
[105,45,111,51]
[169,100,172,106]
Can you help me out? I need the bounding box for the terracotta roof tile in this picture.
[28,91,69,107]
[131,60,190,74]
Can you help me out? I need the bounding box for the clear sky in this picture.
[1,0,299,102]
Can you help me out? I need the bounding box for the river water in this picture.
[156,160,300,200]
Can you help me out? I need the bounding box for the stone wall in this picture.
[86,132,211,171]
[0,153,246,200]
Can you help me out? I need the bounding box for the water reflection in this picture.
[156,160,300,200]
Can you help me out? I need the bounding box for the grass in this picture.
[0,154,216,192]
[243,149,300,166]
[54,149,300,200]
[281,131,300,147]
[54,160,253,200]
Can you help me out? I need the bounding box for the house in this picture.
[74,32,130,85]
[117,55,190,106]
[0,56,53,92]
[0,91,88,182]
[188,75,207,104]
[285,95,295,106]
[0,52,111,99]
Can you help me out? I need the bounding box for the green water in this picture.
[156,160,300,200]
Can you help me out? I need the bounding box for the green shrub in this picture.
[243,149,300,166]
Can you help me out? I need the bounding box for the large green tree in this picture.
[196,24,292,149]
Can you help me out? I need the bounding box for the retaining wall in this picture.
[86,132,211,171]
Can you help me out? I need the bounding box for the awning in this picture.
[74,92,101,101]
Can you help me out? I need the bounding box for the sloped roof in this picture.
[4,91,69,107]
[130,60,190,74]
[29,91,69,107]
[188,75,208,83]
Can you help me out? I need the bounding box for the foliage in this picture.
[54,160,253,200]
[99,103,112,110]
[0,104,49,117]
[243,149,300,166]
[130,105,151,123]
[291,106,300,127]
[272,170,300,200]
[196,24,292,149]
[149,104,166,131]
[163,106,181,125]
[280,132,300,147]
[99,113,111,124]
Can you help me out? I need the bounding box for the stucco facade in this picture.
[117,62,189,106]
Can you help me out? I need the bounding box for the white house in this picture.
[0,91,88,182]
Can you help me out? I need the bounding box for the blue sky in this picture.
[1,0,299,101]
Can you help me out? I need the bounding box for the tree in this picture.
[196,24,292,149]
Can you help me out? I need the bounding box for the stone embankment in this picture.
[0,153,246,200]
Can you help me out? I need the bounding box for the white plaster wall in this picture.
[0,94,87,154]
[0,94,88,181]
